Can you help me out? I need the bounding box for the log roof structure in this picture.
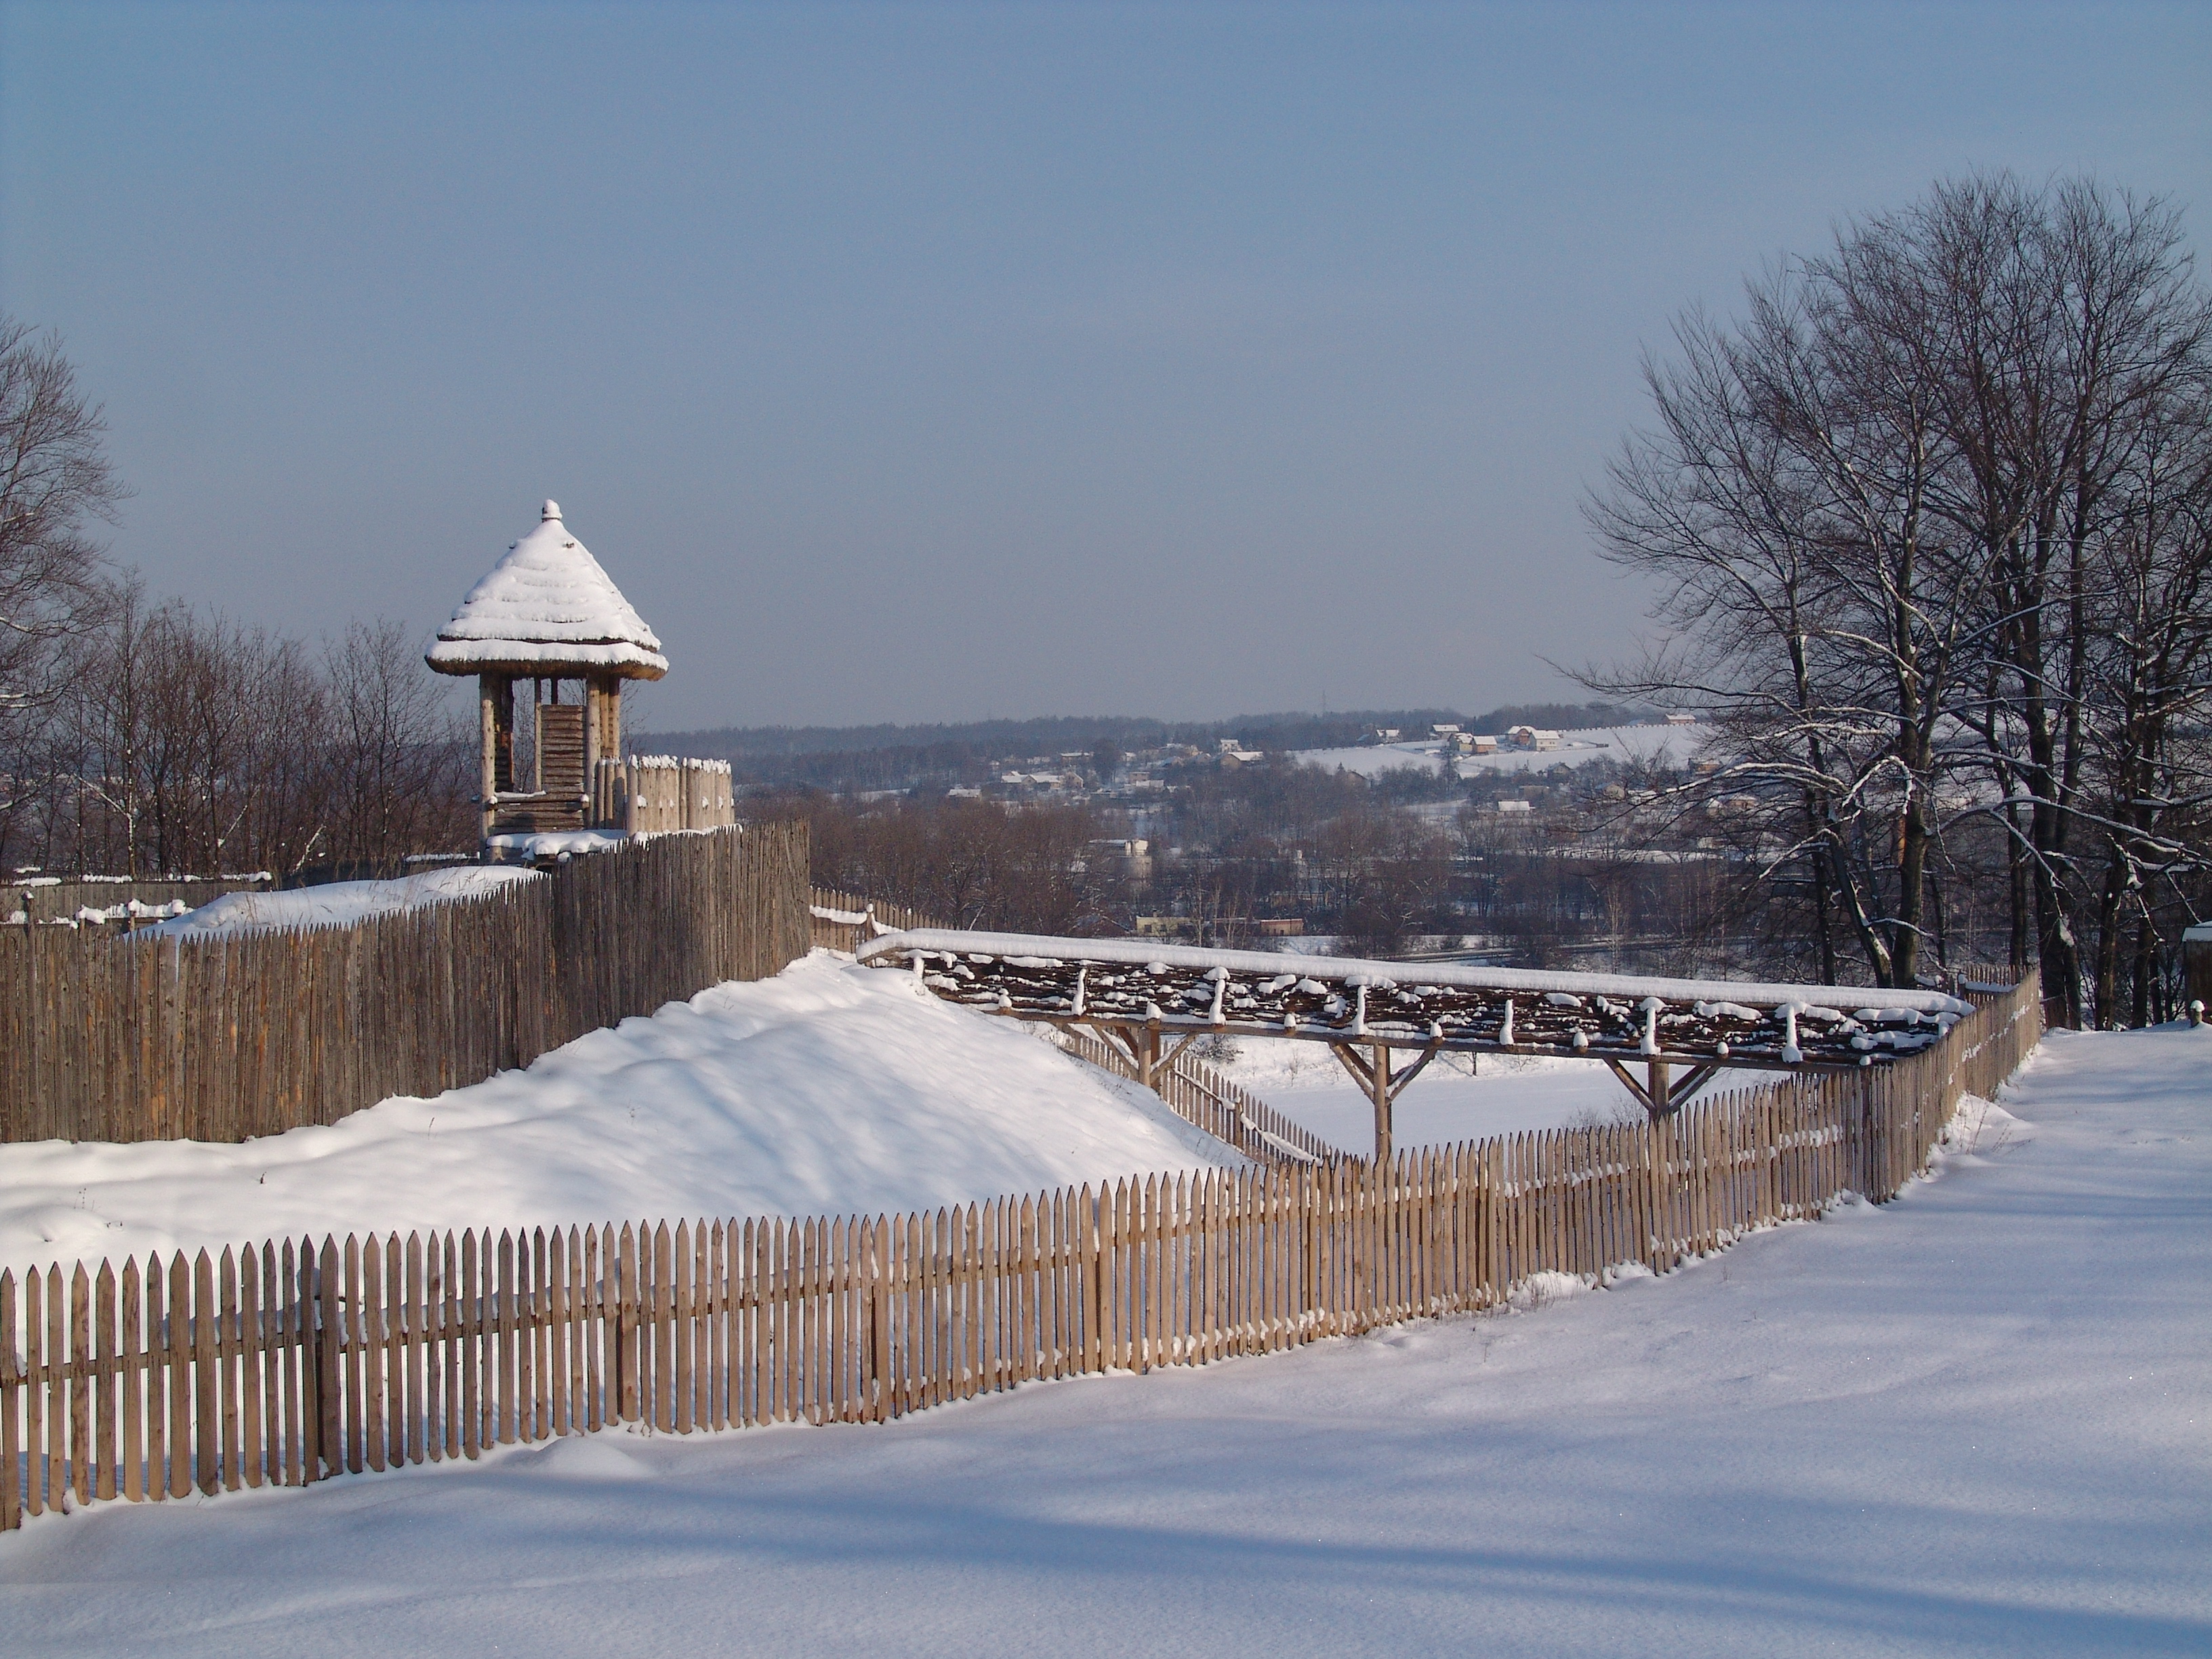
[426,500,668,680]
[426,501,676,844]
[858,928,1973,1159]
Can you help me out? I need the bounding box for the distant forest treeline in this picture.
[646,703,1649,790]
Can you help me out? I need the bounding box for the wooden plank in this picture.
[66,1265,93,1508]
[1044,1191,1063,1380]
[800,1218,820,1426]
[186,1250,216,1496]
[459,1230,480,1460]
[497,1229,518,1446]
[403,1233,424,1466]
[0,1269,19,1530]
[900,1212,921,1418]
[216,1249,241,1492]
[279,1240,301,1485]
[708,1221,727,1432]
[545,1227,568,1439]
[117,1259,144,1504]
[610,1224,632,1429]
[162,1252,189,1498]
[77,1264,112,1507]
[583,1226,605,1436]
[338,1235,363,1477]
[1076,1186,1099,1380]
[360,1237,386,1474]
[20,1267,42,1519]
[674,1221,695,1435]
[240,1246,264,1489]
[1008,1195,1027,1385]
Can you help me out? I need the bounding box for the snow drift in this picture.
[0,954,1239,1279]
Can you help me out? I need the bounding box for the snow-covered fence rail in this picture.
[0,971,2039,1531]
[4,876,273,930]
[0,824,810,1146]
[807,886,941,954]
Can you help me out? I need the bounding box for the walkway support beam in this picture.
[1329,1040,1440,1164]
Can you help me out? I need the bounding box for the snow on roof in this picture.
[426,501,669,678]
[858,928,1970,1016]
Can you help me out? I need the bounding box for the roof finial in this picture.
[542,498,562,522]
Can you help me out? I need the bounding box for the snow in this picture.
[629,753,730,773]
[862,927,1971,1015]
[425,500,669,678]
[0,954,1237,1280]
[7,898,192,926]
[1295,723,1705,779]
[6,1024,2204,1654]
[1210,1044,1643,1147]
[483,827,631,859]
[141,866,539,936]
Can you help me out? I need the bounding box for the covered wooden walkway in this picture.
[858,929,1971,1162]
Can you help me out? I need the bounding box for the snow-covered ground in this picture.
[1211,1042,1639,1146]
[7,1025,2205,1654]
[0,954,1236,1280]
[1295,722,1704,779]
[143,865,539,935]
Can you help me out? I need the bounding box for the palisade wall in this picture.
[0,824,811,1147]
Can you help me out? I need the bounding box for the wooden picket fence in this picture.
[0,970,2039,1530]
[1051,1025,1347,1168]
[0,825,811,1146]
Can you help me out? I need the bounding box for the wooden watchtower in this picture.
[426,499,668,841]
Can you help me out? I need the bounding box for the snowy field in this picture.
[0,954,1235,1280]
[1213,1042,1638,1147]
[1294,722,1703,780]
[5,1025,2205,1655]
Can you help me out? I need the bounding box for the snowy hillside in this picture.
[5,1023,2201,1654]
[1295,722,1703,779]
[0,954,1237,1279]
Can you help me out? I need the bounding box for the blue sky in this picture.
[3,2,2206,729]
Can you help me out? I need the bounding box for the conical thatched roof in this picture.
[426,501,668,679]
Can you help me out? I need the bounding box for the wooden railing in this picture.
[803,888,1340,1166]
[0,825,810,1146]
[1050,1025,1347,1168]
[806,885,939,953]
[1,972,2039,1530]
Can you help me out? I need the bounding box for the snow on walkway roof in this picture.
[426,500,669,678]
[859,928,1971,1070]
[858,929,1969,1015]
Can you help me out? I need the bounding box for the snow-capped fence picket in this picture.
[0,823,811,1146]
[0,969,2039,1532]
[609,756,737,835]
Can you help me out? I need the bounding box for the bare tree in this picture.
[0,317,124,865]
[323,619,474,871]
[1584,173,2212,1012]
